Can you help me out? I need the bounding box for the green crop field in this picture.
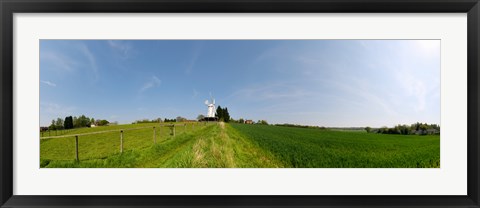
[40,122,440,168]
[230,124,440,168]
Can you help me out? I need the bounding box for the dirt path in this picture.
[165,122,284,168]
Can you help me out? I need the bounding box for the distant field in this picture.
[40,123,440,168]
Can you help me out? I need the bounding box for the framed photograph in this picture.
[1,0,479,207]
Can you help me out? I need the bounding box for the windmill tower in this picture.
[204,98,215,118]
[203,94,218,121]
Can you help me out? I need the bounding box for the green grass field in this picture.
[40,122,440,168]
[230,124,440,168]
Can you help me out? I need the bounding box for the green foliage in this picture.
[375,122,440,135]
[134,118,161,124]
[74,115,91,128]
[48,115,104,129]
[48,120,56,130]
[176,116,186,122]
[216,106,230,122]
[64,116,73,129]
[274,123,326,130]
[97,119,109,126]
[55,118,64,130]
[257,120,268,125]
[231,124,440,168]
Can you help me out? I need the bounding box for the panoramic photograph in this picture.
[39,40,440,168]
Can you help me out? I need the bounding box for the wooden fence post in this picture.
[120,130,123,153]
[75,135,79,162]
[153,127,156,144]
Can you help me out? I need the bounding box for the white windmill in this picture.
[204,97,216,118]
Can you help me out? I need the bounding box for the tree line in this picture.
[46,115,111,131]
[133,117,190,124]
[365,122,440,135]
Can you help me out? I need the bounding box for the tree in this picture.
[55,118,64,130]
[73,116,78,128]
[224,107,230,122]
[64,116,73,129]
[215,106,231,122]
[365,126,371,133]
[238,118,244,124]
[377,122,439,135]
[176,116,186,122]
[77,115,90,127]
[197,114,205,121]
[98,119,109,126]
[379,126,388,134]
[48,119,56,130]
[419,124,428,135]
[90,118,95,125]
[216,106,223,121]
[412,122,421,131]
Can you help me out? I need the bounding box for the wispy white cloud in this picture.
[41,42,99,80]
[40,51,76,72]
[139,76,161,92]
[394,69,427,112]
[108,40,133,58]
[78,43,99,80]
[185,42,204,74]
[192,88,199,98]
[227,81,311,103]
[41,102,76,115]
[40,80,56,87]
[255,47,283,63]
[324,77,400,117]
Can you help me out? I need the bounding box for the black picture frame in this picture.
[1,0,479,207]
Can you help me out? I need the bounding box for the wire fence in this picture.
[40,122,218,162]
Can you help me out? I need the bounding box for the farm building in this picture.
[245,120,253,124]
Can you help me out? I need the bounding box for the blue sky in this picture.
[40,40,440,127]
